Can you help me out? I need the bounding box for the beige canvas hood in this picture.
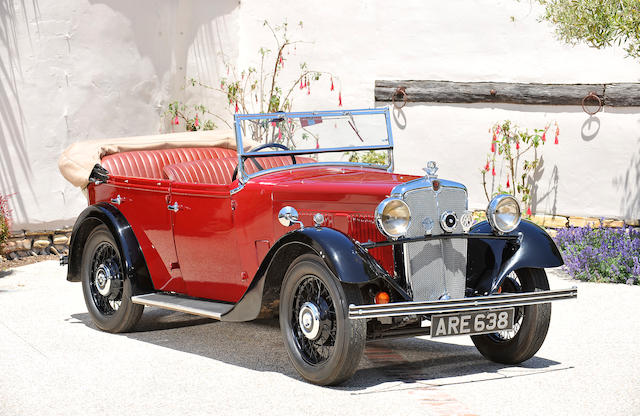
[58,129,258,189]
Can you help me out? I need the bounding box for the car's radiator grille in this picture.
[403,186,468,301]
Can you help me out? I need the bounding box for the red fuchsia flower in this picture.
[278,127,282,140]
[555,125,559,144]
[516,140,520,150]
[173,116,179,125]
[506,176,510,188]
[491,140,496,153]
[484,161,490,171]
[542,128,547,143]
[338,91,342,107]
[299,79,304,89]
[330,77,334,91]
[279,55,283,66]
[235,101,238,113]
[220,81,224,89]
[316,140,319,149]
[307,85,311,95]
[271,121,276,127]
[527,206,532,216]
[496,125,501,135]
[491,165,496,176]
[194,115,199,127]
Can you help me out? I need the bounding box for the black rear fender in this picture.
[67,203,154,295]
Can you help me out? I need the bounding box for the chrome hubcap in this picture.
[298,302,321,340]
[95,264,112,296]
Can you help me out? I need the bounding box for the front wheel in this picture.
[471,268,551,364]
[279,254,366,385]
[81,225,143,333]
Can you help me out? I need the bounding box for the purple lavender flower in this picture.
[554,223,640,285]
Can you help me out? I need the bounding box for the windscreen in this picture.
[236,109,393,169]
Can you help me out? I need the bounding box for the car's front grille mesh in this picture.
[403,186,468,301]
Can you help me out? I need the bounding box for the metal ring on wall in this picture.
[392,87,407,109]
[581,91,603,116]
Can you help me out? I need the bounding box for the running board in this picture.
[131,293,234,320]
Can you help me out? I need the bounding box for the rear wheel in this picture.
[471,268,551,364]
[81,225,143,333]
[279,254,366,385]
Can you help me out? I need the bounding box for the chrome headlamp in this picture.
[486,194,521,234]
[375,197,411,238]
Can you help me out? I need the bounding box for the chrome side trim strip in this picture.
[348,287,577,319]
[131,293,234,320]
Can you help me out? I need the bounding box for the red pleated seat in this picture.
[163,156,316,185]
[163,158,239,185]
[101,147,238,179]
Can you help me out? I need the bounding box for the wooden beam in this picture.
[605,83,640,107]
[375,80,640,107]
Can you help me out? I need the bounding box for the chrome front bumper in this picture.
[348,287,577,319]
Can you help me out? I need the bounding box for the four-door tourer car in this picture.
[60,107,576,385]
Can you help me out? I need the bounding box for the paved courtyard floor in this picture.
[1,261,638,415]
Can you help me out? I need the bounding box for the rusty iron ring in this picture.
[392,87,407,109]
[582,91,603,116]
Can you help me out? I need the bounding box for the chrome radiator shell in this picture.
[397,180,468,302]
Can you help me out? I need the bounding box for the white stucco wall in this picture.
[238,0,640,219]
[1,0,639,230]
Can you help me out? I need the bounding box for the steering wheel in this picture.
[232,143,297,182]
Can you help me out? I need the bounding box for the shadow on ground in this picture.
[71,309,567,389]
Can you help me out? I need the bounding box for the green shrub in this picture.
[0,195,10,254]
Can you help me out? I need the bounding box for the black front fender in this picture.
[67,203,154,295]
[222,227,398,322]
[467,219,564,294]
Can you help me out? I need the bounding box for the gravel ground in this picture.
[1,262,638,416]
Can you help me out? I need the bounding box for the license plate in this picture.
[430,308,515,338]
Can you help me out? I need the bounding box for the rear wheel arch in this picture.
[67,203,154,295]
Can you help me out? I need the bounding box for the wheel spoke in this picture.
[291,274,337,365]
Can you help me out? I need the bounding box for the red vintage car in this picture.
[63,108,576,385]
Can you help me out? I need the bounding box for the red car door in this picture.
[169,182,244,302]
[94,178,185,293]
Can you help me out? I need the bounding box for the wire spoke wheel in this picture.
[471,268,552,364]
[280,254,365,385]
[291,274,337,365]
[81,225,143,333]
[88,242,123,315]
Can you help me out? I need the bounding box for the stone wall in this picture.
[1,229,71,261]
[472,211,638,238]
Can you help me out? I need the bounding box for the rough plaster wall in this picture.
[0,0,239,230]
[238,0,640,219]
[1,0,639,230]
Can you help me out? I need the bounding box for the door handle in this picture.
[167,202,180,212]
[111,195,123,205]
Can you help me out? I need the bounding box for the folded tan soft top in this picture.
[58,129,258,189]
